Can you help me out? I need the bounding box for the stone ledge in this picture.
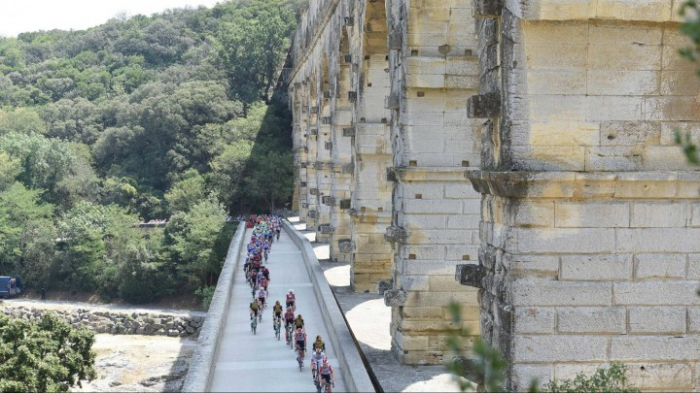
[394,166,479,183]
[466,171,700,199]
[505,0,682,23]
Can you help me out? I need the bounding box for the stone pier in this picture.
[461,1,700,390]
[289,0,700,389]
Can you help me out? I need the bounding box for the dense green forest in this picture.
[0,0,299,304]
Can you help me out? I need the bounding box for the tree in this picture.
[167,195,228,292]
[0,183,55,276]
[165,168,207,213]
[245,149,294,212]
[0,313,96,392]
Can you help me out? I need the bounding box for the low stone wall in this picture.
[1,305,204,338]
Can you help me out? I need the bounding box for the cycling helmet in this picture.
[288,289,293,293]
[287,307,292,312]
[322,358,328,365]
[297,328,302,333]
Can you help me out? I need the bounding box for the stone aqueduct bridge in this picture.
[288,0,700,390]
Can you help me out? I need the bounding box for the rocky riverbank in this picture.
[1,304,204,338]
[73,334,197,392]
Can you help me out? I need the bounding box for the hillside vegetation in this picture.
[0,0,299,304]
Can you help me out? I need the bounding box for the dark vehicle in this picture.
[0,276,23,298]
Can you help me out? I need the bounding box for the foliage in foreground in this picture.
[0,313,96,392]
[545,363,639,393]
[675,1,700,163]
[444,302,509,392]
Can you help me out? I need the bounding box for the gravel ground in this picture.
[73,334,197,392]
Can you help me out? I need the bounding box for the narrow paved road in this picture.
[210,228,347,392]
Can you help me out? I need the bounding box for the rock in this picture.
[168,329,179,337]
[152,323,164,330]
[140,376,163,387]
[185,326,195,334]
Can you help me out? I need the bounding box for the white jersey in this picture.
[257,289,266,298]
[311,352,327,368]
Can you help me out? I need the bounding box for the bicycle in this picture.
[274,318,281,340]
[251,315,257,335]
[296,345,304,372]
[296,345,305,372]
[286,324,294,348]
[313,369,321,393]
[319,378,334,393]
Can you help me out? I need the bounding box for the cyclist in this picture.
[310,346,327,382]
[295,314,305,331]
[262,267,270,281]
[318,358,334,392]
[284,307,295,341]
[286,289,296,311]
[312,335,326,352]
[295,327,307,362]
[272,301,283,326]
[260,276,269,292]
[249,299,260,320]
[257,287,267,309]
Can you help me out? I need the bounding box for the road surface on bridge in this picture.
[209,228,348,392]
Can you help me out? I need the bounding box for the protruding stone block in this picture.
[473,0,502,18]
[467,92,501,118]
[385,94,400,110]
[341,163,354,174]
[377,279,393,295]
[388,30,402,50]
[456,264,486,288]
[338,239,354,253]
[318,225,335,234]
[384,289,407,307]
[385,226,409,243]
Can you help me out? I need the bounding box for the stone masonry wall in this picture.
[2,305,204,338]
[464,0,700,390]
